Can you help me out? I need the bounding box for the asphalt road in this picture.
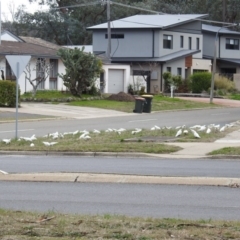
[1,107,240,139]
[0,181,239,220]
[1,155,240,178]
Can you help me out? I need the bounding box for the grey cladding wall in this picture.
[168,21,202,34]
[92,29,154,57]
[202,33,215,58]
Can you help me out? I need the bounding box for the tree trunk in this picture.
[32,86,37,97]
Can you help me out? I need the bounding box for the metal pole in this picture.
[15,62,19,139]
[106,0,111,59]
[210,38,217,103]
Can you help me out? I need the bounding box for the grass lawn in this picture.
[0,126,238,153]
[1,209,240,240]
[208,147,240,156]
[228,93,240,101]
[68,95,221,113]
[20,91,222,113]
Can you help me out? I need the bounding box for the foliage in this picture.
[0,80,20,107]
[163,72,184,93]
[214,75,236,92]
[190,72,212,93]
[88,84,100,96]
[139,86,146,95]
[176,78,192,93]
[163,72,172,92]
[57,47,103,96]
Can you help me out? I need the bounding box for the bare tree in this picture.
[24,58,52,97]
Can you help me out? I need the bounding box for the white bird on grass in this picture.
[219,126,226,132]
[183,129,188,134]
[79,133,91,140]
[191,129,201,138]
[117,128,126,132]
[154,125,161,130]
[105,128,113,133]
[42,141,58,146]
[190,125,202,129]
[206,128,211,134]
[175,128,182,137]
[72,130,79,135]
[20,134,37,142]
[93,129,101,134]
[2,139,11,144]
[132,128,142,134]
[30,143,34,147]
[198,125,206,131]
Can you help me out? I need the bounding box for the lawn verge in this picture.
[0,209,240,239]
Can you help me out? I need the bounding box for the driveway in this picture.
[0,103,133,120]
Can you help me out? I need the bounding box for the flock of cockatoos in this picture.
[1,122,235,147]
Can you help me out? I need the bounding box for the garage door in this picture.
[108,69,124,93]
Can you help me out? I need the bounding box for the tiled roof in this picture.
[20,36,63,50]
[0,40,60,58]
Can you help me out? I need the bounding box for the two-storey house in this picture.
[202,24,240,83]
[88,14,212,93]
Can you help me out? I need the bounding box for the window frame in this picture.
[196,37,200,50]
[188,37,192,50]
[166,67,171,73]
[163,34,173,49]
[177,67,182,77]
[180,36,184,48]
[105,33,124,39]
[226,38,239,50]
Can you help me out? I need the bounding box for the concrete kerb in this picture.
[0,172,240,187]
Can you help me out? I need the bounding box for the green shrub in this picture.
[214,75,236,92]
[0,80,20,107]
[190,72,212,93]
[163,72,188,93]
[88,84,100,96]
[139,86,146,95]
[163,72,172,92]
[176,78,192,93]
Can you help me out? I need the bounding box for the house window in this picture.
[105,33,124,39]
[180,36,184,48]
[177,68,182,77]
[163,35,173,49]
[36,58,45,90]
[226,38,239,50]
[166,67,171,73]
[196,38,200,50]
[49,59,58,90]
[188,37,192,50]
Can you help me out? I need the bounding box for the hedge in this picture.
[0,80,20,107]
[191,72,212,93]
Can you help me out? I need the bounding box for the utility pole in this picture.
[106,0,111,60]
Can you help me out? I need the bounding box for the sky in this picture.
[1,0,49,21]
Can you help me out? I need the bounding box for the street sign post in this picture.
[5,55,31,139]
